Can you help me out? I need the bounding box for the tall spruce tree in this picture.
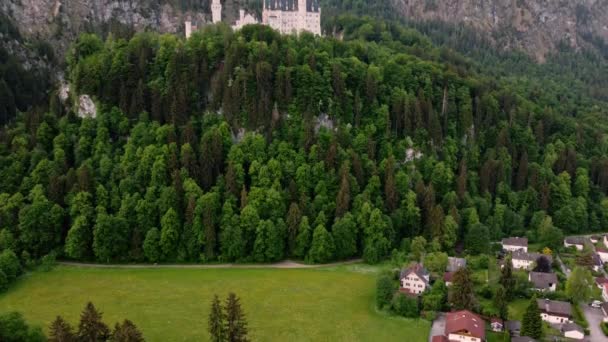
[521,296,542,339]
[499,254,516,300]
[48,316,75,342]
[494,286,509,320]
[225,293,249,342]
[77,302,110,342]
[448,267,476,311]
[208,295,226,342]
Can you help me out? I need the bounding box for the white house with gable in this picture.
[399,263,430,295]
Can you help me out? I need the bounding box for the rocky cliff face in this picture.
[1,0,216,62]
[392,0,608,61]
[2,0,607,64]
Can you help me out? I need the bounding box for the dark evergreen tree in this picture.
[225,293,249,342]
[448,267,476,311]
[110,320,144,342]
[48,316,75,342]
[208,295,226,342]
[521,296,542,339]
[499,254,516,300]
[77,302,110,342]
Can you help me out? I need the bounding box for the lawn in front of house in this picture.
[0,265,430,342]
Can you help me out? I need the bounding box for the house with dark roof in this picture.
[505,320,521,336]
[591,252,604,272]
[537,299,572,324]
[510,251,552,270]
[445,310,486,342]
[597,246,608,263]
[502,237,528,252]
[528,272,558,292]
[564,237,588,251]
[561,322,584,340]
[399,263,430,295]
[447,257,467,272]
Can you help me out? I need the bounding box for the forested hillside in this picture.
[1,17,608,275]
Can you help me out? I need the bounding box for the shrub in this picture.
[39,252,57,272]
[571,303,589,328]
[376,273,395,309]
[601,322,608,336]
[391,293,419,318]
[0,249,21,281]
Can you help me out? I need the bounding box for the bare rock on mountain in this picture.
[392,0,608,61]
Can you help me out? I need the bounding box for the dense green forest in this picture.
[1,15,608,289]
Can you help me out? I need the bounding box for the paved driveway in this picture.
[581,304,606,342]
[429,313,446,342]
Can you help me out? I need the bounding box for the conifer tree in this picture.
[448,267,476,311]
[499,254,516,300]
[494,286,509,320]
[521,296,542,339]
[48,316,75,342]
[225,293,249,342]
[77,302,110,342]
[110,320,144,342]
[208,295,226,342]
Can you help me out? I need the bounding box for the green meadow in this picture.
[0,265,429,341]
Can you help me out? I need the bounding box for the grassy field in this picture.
[0,265,429,341]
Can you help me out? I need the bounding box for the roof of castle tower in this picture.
[264,0,320,12]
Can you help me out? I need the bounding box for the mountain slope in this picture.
[391,0,608,61]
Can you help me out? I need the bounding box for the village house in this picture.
[596,277,608,289]
[399,263,430,295]
[597,246,608,263]
[443,310,486,342]
[564,237,588,251]
[502,237,528,252]
[591,235,601,244]
[505,320,521,337]
[603,283,608,302]
[528,272,558,292]
[447,256,467,272]
[537,299,572,324]
[510,251,552,270]
[561,322,584,340]
[592,252,604,272]
[490,318,503,332]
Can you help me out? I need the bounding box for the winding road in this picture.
[58,259,363,269]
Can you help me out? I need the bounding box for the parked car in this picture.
[590,300,602,308]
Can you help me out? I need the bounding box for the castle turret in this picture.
[211,0,222,24]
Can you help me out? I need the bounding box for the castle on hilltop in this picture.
[186,0,321,38]
[262,0,321,35]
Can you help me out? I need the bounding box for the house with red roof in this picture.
[445,310,486,342]
[595,277,608,289]
[399,263,430,295]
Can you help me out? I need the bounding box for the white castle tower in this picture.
[211,0,222,24]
